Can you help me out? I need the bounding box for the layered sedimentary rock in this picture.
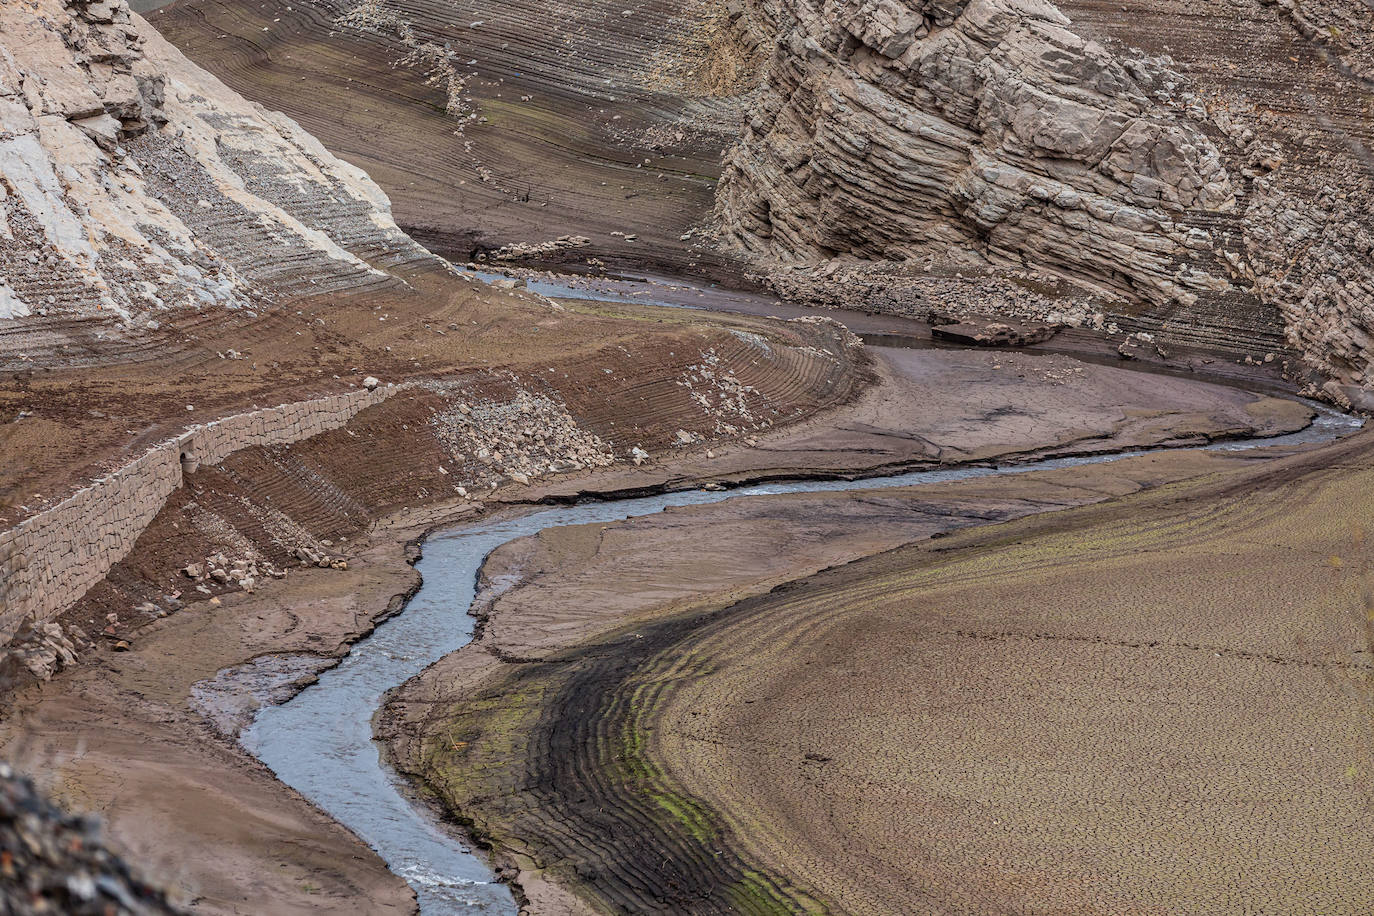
[715,0,1237,307]
[715,0,1374,403]
[138,0,1374,399]
[1235,166,1374,406]
[1053,0,1374,405]
[0,0,437,326]
[148,0,747,277]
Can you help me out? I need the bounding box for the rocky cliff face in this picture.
[708,0,1363,403]
[0,0,437,327]
[715,0,1237,308]
[714,0,1374,404]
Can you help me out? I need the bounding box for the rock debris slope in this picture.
[0,764,183,914]
[0,0,437,330]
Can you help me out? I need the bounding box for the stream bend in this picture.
[241,403,1361,914]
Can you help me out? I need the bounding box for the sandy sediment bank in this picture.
[386,425,1374,914]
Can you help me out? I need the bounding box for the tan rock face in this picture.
[715,0,1236,308]
[713,0,1374,403]
[0,0,438,324]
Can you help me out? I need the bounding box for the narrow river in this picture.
[238,402,1359,914]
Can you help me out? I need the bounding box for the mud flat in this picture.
[247,464,1157,914]
[0,279,864,912]
[0,327,1314,914]
[387,417,1374,914]
[528,341,1314,494]
[357,353,1329,912]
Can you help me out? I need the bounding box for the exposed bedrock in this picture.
[715,0,1374,404]
[139,0,1374,399]
[0,0,438,330]
[1053,0,1374,407]
[148,0,749,278]
[715,0,1237,308]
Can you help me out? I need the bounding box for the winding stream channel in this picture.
[238,400,1361,914]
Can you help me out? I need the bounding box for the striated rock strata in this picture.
[715,0,1374,404]
[148,0,748,278]
[0,0,438,327]
[715,0,1238,309]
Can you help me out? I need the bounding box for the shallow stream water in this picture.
[240,403,1360,914]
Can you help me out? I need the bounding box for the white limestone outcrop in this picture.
[0,0,437,324]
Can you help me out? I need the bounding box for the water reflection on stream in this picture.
[242,404,1361,913]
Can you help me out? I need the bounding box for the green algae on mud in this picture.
[386,447,1323,914]
[413,604,831,914]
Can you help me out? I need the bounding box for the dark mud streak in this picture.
[495,436,1373,916]
[480,606,825,914]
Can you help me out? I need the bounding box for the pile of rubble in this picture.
[289,546,349,571]
[181,552,287,595]
[3,604,185,682]
[487,236,592,262]
[677,348,771,436]
[3,620,92,682]
[0,764,184,914]
[429,385,616,486]
[764,261,1115,331]
[4,546,351,683]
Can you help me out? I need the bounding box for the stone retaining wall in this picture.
[0,386,397,644]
